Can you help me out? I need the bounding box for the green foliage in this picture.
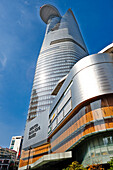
[62,161,87,170]
[108,158,113,170]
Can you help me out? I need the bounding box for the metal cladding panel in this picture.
[71,54,113,109]
[49,53,113,115]
[22,110,48,150]
[72,63,112,107]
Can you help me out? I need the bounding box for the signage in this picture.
[22,110,49,149]
[28,124,40,139]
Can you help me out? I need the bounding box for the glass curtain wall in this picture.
[28,7,88,121]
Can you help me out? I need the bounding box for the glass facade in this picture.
[75,132,113,167]
[19,94,113,168]
[27,8,88,120]
[49,94,113,158]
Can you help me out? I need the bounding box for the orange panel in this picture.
[110,106,113,116]
[50,106,113,153]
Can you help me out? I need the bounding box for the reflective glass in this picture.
[28,7,88,119]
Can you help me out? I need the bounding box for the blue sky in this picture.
[0,0,113,148]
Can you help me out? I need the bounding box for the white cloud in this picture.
[0,52,7,69]
[24,1,29,6]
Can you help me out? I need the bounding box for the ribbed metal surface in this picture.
[28,7,88,120]
[71,53,113,109]
[50,53,113,116]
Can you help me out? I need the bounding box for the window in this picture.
[11,140,15,145]
[50,38,86,52]
[10,146,14,149]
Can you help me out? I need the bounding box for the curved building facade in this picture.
[48,53,113,167]
[28,4,88,121]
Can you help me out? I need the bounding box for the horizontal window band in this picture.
[34,70,69,79]
[40,44,84,55]
[35,66,72,76]
[40,46,60,54]
[50,102,113,145]
[38,54,82,64]
[50,38,86,52]
[36,61,76,70]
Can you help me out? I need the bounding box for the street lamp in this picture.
[27,146,32,170]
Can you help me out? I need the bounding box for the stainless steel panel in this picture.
[72,55,113,109]
[50,53,113,117]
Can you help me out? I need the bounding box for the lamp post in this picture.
[27,146,32,170]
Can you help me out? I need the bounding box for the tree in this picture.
[62,161,87,170]
[108,158,113,170]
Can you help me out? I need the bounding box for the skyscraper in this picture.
[27,4,88,121]
[19,5,113,170]
[19,4,113,170]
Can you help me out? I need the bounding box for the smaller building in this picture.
[9,136,23,160]
[0,147,17,170]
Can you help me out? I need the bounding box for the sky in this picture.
[0,0,113,148]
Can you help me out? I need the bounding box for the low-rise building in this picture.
[0,147,17,170]
[9,136,23,160]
